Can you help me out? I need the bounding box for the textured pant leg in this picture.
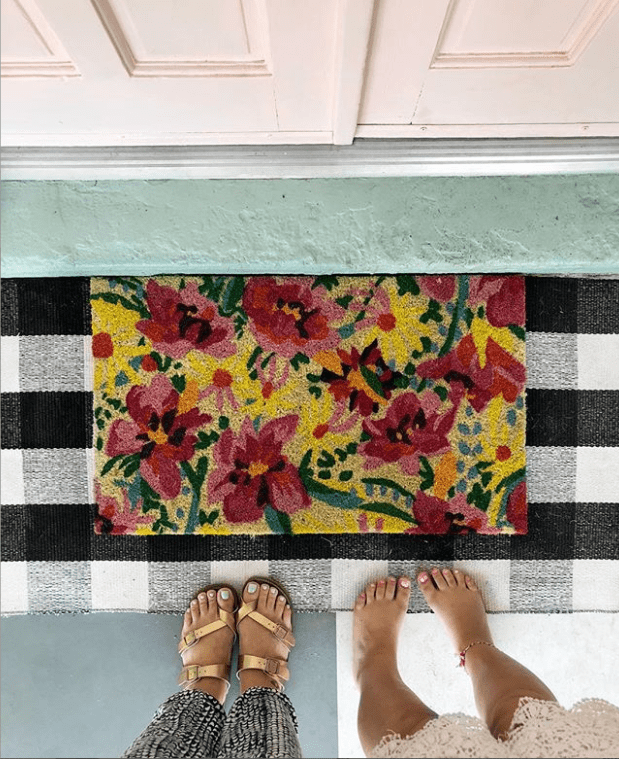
[216,687,303,759]
[122,690,226,759]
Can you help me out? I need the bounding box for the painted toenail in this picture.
[432,568,439,574]
[419,574,428,583]
[220,590,230,600]
[360,592,366,598]
[262,584,269,590]
[270,587,278,595]
[208,590,215,597]
[378,579,385,585]
[400,578,410,587]
[248,583,257,593]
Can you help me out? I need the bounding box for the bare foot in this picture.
[237,580,293,693]
[353,576,411,685]
[417,568,493,654]
[180,587,236,704]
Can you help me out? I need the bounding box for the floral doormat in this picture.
[91,275,526,536]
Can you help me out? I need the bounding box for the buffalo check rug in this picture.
[1,275,618,615]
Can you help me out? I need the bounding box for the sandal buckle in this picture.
[273,625,287,640]
[184,631,197,647]
[185,665,199,682]
[265,659,280,675]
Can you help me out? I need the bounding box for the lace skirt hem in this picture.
[370,697,619,759]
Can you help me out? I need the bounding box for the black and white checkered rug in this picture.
[1,276,618,614]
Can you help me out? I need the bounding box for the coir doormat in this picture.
[91,275,526,536]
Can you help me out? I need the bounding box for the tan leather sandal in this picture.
[177,584,239,692]
[236,577,296,692]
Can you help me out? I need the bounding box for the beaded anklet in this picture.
[457,640,496,668]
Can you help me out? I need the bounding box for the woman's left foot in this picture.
[353,576,411,685]
[417,568,493,654]
[179,587,236,704]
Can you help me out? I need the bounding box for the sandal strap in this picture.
[178,609,236,654]
[236,654,290,691]
[178,663,230,690]
[236,603,296,649]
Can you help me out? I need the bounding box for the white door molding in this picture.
[2,137,618,179]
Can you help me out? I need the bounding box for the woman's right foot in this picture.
[417,568,493,654]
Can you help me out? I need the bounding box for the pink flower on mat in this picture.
[94,483,155,535]
[407,492,502,535]
[468,276,525,328]
[418,276,456,302]
[506,481,527,533]
[137,280,236,359]
[360,391,458,475]
[416,334,525,412]
[106,374,211,500]
[207,415,311,524]
[242,277,344,358]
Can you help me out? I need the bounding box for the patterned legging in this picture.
[122,687,303,759]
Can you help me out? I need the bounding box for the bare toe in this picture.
[375,578,387,601]
[355,590,367,610]
[442,568,457,587]
[431,567,448,590]
[384,576,397,601]
[465,574,478,591]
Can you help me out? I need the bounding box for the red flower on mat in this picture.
[416,334,525,412]
[468,276,525,328]
[94,482,154,534]
[92,332,114,358]
[242,277,343,358]
[319,339,403,417]
[360,391,457,475]
[136,280,236,359]
[207,415,311,524]
[506,480,527,533]
[417,276,456,302]
[407,492,502,535]
[106,374,211,499]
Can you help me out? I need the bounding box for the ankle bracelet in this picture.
[457,641,495,668]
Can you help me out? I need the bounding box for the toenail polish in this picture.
[220,590,230,600]
[419,574,428,583]
[400,579,410,587]
[378,579,385,585]
[270,587,278,595]
[432,568,439,574]
[248,583,257,593]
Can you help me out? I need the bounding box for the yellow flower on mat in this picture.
[91,298,148,393]
[351,280,434,364]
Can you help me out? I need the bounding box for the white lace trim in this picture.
[370,697,619,758]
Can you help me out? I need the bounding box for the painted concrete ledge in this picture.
[2,175,618,277]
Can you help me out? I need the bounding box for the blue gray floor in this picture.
[1,611,338,759]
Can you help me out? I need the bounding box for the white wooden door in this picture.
[1,0,343,145]
[359,0,619,137]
